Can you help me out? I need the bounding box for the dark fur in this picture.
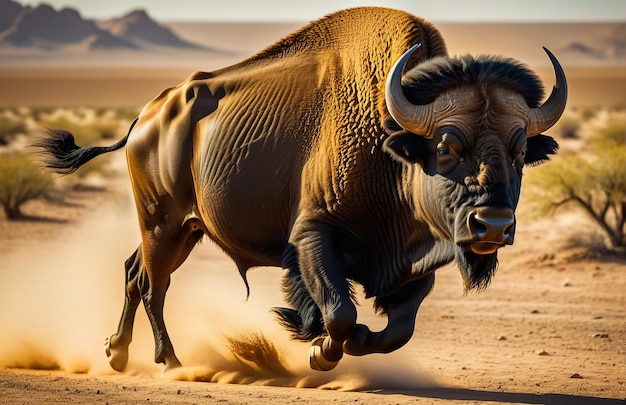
[456,249,499,291]
[403,55,545,107]
[525,134,559,165]
[271,245,325,341]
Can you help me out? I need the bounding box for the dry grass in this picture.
[0,106,138,219]
[0,153,53,219]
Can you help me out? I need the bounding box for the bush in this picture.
[588,112,626,150]
[0,115,27,146]
[551,111,581,139]
[0,154,53,219]
[524,110,626,248]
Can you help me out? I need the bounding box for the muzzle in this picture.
[456,207,516,255]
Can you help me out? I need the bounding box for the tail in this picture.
[35,118,138,175]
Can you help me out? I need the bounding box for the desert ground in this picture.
[0,17,624,405]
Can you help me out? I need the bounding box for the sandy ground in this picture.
[0,152,624,405]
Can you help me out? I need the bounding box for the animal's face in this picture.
[384,88,558,249]
[383,46,566,289]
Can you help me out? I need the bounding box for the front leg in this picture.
[343,273,435,356]
[292,222,357,371]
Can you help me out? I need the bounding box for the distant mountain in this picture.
[100,9,204,50]
[0,0,205,51]
[0,2,136,50]
[0,0,22,33]
[560,24,626,61]
[562,42,606,59]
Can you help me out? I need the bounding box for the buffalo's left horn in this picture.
[526,47,568,136]
[385,43,436,138]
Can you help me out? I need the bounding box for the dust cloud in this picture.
[0,196,437,391]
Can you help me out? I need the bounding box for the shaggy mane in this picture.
[403,54,545,108]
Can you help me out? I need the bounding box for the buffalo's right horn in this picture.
[385,43,436,138]
[526,47,568,136]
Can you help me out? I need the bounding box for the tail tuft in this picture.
[34,118,137,175]
[34,129,85,175]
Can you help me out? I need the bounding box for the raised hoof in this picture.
[309,337,339,371]
[104,336,128,372]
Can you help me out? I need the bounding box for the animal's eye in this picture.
[436,142,459,175]
[435,127,466,175]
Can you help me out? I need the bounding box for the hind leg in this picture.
[139,215,204,371]
[141,257,180,371]
[105,246,143,371]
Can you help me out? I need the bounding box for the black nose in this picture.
[467,207,515,245]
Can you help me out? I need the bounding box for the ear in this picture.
[383,132,425,164]
[525,134,559,166]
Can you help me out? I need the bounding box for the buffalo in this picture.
[37,7,566,372]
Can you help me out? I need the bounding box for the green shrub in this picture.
[524,110,626,248]
[551,111,581,139]
[0,116,26,146]
[588,113,626,150]
[0,154,53,219]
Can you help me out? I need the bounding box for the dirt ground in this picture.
[0,151,624,405]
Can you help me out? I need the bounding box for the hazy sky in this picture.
[15,0,626,22]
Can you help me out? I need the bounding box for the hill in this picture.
[100,9,204,50]
[0,0,204,50]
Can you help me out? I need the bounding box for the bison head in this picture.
[383,45,567,290]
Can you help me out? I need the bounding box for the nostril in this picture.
[504,223,514,237]
[467,207,516,244]
[469,213,488,237]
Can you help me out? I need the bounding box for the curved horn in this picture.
[526,47,568,136]
[385,43,435,137]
